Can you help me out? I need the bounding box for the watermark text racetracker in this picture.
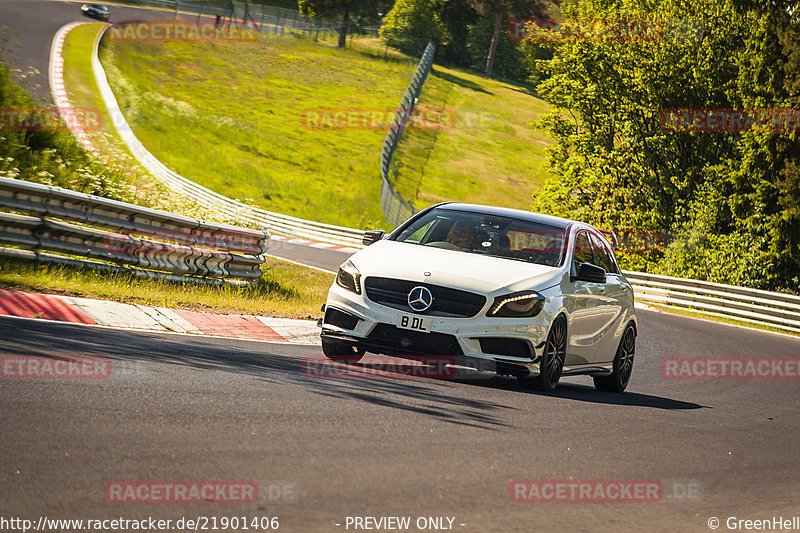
[0,516,280,532]
[106,21,258,42]
[509,479,703,503]
[661,108,800,132]
[661,357,800,380]
[301,354,499,381]
[1,356,111,379]
[1,107,102,132]
[104,480,297,504]
[301,107,490,131]
[508,17,703,43]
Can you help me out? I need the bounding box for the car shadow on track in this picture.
[0,318,704,429]
[300,358,520,430]
[303,357,706,412]
[0,318,519,430]
[449,375,708,410]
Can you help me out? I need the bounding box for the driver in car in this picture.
[447,221,475,251]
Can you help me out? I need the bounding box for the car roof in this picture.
[433,202,575,230]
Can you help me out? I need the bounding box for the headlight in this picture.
[488,291,544,318]
[336,260,362,294]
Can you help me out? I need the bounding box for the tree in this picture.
[439,0,479,65]
[379,0,443,56]
[720,0,800,288]
[298,0,384,48]
[469,0,540,78]
[379,0,478,63]
[531,0,800,290]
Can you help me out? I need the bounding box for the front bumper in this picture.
[321,282,553,375]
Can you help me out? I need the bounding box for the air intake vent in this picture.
[478,337,532,358]
[323,307,359,330]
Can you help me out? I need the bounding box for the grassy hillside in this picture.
[60,24,171,207]
[101,27,554,229]
[102,31,418,230]
[390,68,554,211]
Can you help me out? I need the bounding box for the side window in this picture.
[590,233,616,273]
[573,231,594,270]
[406,220,435,244]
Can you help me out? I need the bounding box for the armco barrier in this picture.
[0,177,268,253]
[624,271,800,334]
[0,177,268,282]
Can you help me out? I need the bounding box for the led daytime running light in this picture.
[491,294,537,315]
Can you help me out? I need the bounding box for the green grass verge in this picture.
[61,22,224,219]
[62,23,144,171]
[0,255,333,318]
[62,23,132,159]
[390,68,554,211]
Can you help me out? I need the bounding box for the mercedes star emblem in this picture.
[407,286,434,312]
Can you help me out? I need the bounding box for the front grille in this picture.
[364,277,486,318]
[366,324,463,356]
[323,307,359,330]
[479,337,532,358]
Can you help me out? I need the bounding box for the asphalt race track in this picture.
[2,2,800,531]
[267,240,350,273]
[2,312,800,532]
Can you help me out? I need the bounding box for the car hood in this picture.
[349,240,564,294]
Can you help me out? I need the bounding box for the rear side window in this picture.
[590,233,619,274]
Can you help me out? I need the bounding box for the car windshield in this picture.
[90,4,108,10]
[393,208,567,267]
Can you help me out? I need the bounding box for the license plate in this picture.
[397,314,431,333]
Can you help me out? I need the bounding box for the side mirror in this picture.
[575,262,607,283]
[362,230,385,246]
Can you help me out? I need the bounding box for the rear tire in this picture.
[321,337,364,364]
[593,324,636,393]
[518,315,566,392]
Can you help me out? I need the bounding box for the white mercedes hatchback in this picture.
[319,203,637,392]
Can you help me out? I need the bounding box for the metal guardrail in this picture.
[379,40,436,227]
[0,177,269,253]
[624,271,800,334]
[0,177,269,281]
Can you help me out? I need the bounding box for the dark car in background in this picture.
[80,3,110,21]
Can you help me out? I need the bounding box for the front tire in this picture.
[519,315,566,392]
[593,324,636,392]
[321,337,364,364]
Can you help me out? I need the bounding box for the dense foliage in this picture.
[380,0,552,80]
[531,0,800,291]
[298,0,386,47]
